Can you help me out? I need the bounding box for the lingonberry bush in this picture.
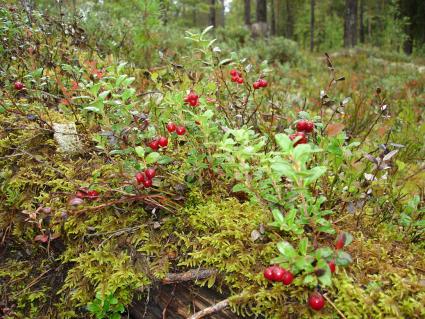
[1,6,424,319]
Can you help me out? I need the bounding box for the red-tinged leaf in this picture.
[34,234,49,243]
[326,123,345,137]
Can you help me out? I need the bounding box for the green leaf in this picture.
[315,247,333,259]
[145,152,160,164]
[336,250,352,266]
[111,313,120,319]
[275,134,292,152]
[232,183,248,193]
[277,241,297,258]
[272,209,284,224]
[135,146,145,158]
[99,90,110,100]
[201,25,214,36]
[298,238,308,255]
[157,156,174,165]
[271,161,296,181]
[317,259,332,286]
[303,274,317,286]
[304,166,327,186]
[109,297,118,305]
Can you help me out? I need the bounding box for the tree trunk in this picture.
[271,0,276,35]
[285,0,293,38]
[209,0,216,27]
[344,0,358,48]
[310,0,315,51]
[359,0,365,43]
[256,0,267,23]
[220,0,225,27]
[244,0,251,25]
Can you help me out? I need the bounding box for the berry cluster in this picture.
[75,188,99,200]
[184,91,199,107]
[289,120,315,146]
[308,292,325,311]
[253,79,268,90]
[263,265,294,285]
[135,168,156,188]
[148,136,169,151]
[230,69,244,84]
[166,122,186,136]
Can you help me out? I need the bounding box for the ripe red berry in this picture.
[87,190,99,200]
[231,75,238,82]
[158,136,168,147]
[281,270,294,285]
[258,79,268,87]
[236,77,244,84]
[230,69,238,76]
[176,126,186,136]
[335,233,346,250]
[328,260,336,273]
[145,168,156,179]
[184,92,199,107]
[271,266,285,282]
[149,140,159,151]
[263,267,274,281]
[253,81,260,90]
[14,81,24,90]
[297,120,314,133]
[142,179,152,188]
[166,122,176,133]
[135,172,145,184]
[289,132,308,146]
[308,292,325,311]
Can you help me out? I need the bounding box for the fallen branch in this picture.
[162,269,217,285]
[187,298,229,319]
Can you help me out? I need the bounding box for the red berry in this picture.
[185,92,199,107]
[176,126,186,136]
[135,172,145,184]
[264,267,274,281]
[142,179,152,188]
[289,132,308,146]
[87,190,99,200]
[76,190,86,199]
[258,79,268,87]
[230,69,238,76]
[14,81,24,90]
[145,168,156,179]
[281,270,294,285]
[308,292,325,311]
[231,75,238,82]
[236,77,244,84]
[335,233,346,250]
[253,81,260,90]
[328,260,336,273]
[158,136,168,147]
[149,140,159,151]
[271,266,285,282]
[297,120,314,133]
[166,122,176,133]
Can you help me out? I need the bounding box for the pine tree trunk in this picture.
[359,0,365,43]
[244,0,251,25]
[271,0,276,35]
[344,0,358,48]
[256,0,267,23]
[209,0,216,27]
[285,0,293,38]
[310,0,315,51]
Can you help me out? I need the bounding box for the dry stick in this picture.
[162,269,217,285]
[187,298,229,319]
[162,284,177,319]
[323,294,347,319]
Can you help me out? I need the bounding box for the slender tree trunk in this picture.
[244,0,251,25]
[310,0,315,51]
[256,0,267,23]
[271,0,276,35]
[285,0,293,38]
[359,0,365,43]
[220,0,225,27]
[344,0,358,48]
[209,0,216,27]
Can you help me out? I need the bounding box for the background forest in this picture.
[1,1,424,319]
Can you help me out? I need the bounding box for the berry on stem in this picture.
[236,77,244,84]
[145,168,156,179]
[281,270,294,285]
[230,69,238,76]
[328,260,336,273]
[308,292,325,311]
[135,172,145,184]
[14,81,24,90]
[86,190,99,200]
[176,126,186,136]
[142,179,152,188]
[258,79,268,88]
[289,131,308,146]
[335,233,346,250]
[166,122,176,133]
[271,266,285,282]
[263,267,274,281]
[253,81,260,90]
[149,139,159,151]
[158,136,168,147]
[297,120,314,133]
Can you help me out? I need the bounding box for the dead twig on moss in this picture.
[162,269,217,285]
[323,294,347,319]
[187,298,229,319]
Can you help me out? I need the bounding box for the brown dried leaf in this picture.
[326,123,345,137]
